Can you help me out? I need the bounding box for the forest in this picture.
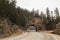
[0,0,60,38]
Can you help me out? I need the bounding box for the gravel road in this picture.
[0,32,60,40]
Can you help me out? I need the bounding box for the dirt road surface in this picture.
[0,32,60,40]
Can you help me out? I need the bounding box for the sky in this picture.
[16,0,60,13]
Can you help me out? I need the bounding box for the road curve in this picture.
[0,32,60,40]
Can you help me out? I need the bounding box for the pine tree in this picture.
[46,8,50,20]
[54,8,60,23]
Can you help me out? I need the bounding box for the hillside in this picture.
[0,18,23,38]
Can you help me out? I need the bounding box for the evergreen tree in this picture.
[54,8,60,23]
[46,8,53,30]
[46,8,50,20]
[54,8,59,18]
[16,7,27,26]
[40,11,46,18]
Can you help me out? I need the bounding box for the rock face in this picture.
[55,23,60,35]
[0,18,22,38]
[28,18,45,31]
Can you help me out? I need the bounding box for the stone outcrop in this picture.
[0,18,23,38]
[54,23,60,35]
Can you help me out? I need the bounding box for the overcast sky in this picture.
[16,0,60,13]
